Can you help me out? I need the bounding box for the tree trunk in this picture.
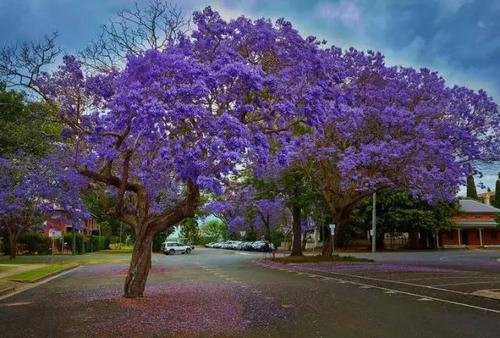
[6,227,19,260]
[9,234,18,260]
[264,219,271,242]
[123,226,154,298]
[321,225,333,257]
[322,209,351,256]
[290,206,302,256]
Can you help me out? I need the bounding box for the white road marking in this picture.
[265,265,500,315]
[433,280,500,287]
[2,301,33,307]
[384,290,399,294]
[324,271,469,295]
[400,276,495,282]
[417,298,433,301]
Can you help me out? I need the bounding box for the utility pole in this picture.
[371,192,377,253]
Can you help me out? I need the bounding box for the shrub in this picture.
[17,233,51,254]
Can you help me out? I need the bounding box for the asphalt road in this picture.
[0,249,499,337]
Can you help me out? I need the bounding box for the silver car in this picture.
[163,242,193,255]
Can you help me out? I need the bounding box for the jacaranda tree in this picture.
[0,155,87,258]
[281,48,500,252]
[16,5,499,296]
[36,7,324,297]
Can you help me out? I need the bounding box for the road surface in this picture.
[0,248,499,337]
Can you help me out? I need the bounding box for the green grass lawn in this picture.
[7,263,79,283]
[272,254,373,264]
[0,250,133,265]
[99,248,134,254]
[0,265,14,273]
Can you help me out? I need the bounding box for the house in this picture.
[478,191,496,206]
[438,199,500,248]
[43,215,97,237]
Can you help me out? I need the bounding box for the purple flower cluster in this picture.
[32,6,498,226]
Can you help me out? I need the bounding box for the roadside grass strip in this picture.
[7,263,78,283]
[0,265,14,273]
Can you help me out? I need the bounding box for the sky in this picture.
[0,0,498,191]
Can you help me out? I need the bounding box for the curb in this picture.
[0,286,15,297]
[0,265,81,301]
[9,264,80,283]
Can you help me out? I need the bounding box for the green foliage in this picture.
[179,218,200,244]
[63,233,85,254]
[270,229,285,248]
[200,218,228,242]
[348,189,459,236]
[81,191,132,238]
[3,233,52,255]
[494,173,500,209]
[0,83,62,158]
[466,175,479,200]
[88,236,109,251]
[278,165,318,211]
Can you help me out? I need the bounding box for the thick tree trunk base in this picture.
[9,236,17,260]
[322,232,333,257]
[123,231,153,298]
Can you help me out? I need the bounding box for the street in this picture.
[0,248,499,337]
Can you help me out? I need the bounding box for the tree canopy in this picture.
[0,4,498,296]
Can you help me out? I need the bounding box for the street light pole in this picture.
[371,192,377,253]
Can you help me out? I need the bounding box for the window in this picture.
[492,230,497,240]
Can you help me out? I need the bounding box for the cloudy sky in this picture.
[0,0,498,192]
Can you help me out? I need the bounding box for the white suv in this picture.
[163,242,193,255]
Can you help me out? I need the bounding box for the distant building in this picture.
[43,214,97,237]
[439,199,500,248]
[478,191,496,206]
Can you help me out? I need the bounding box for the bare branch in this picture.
[79,0,190,72]
[0,32,61,99]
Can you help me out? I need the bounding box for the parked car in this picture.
[252,241,274,252]
[163,242,192,255]
[239,241,255,251]
[228,241,242,249]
